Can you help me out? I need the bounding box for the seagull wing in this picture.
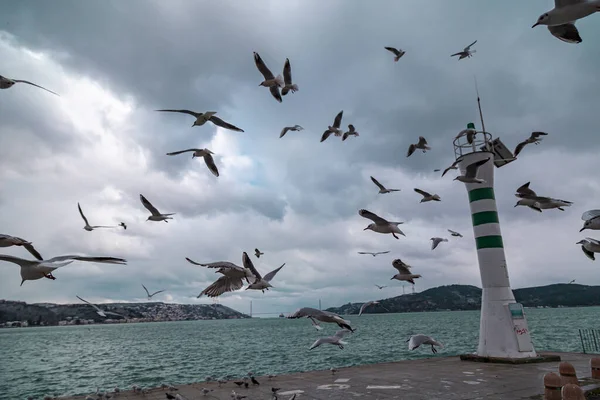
[441,160,460,177]
[515,181,537,198]
[0,255,34,267]
[23,243,43,261]
[465,157,490,178]
[514,141,528,157]
[155,109,201,118]
[384,46,400,56]
[548,23,582,44]
[76,295,102,312]
[581,245,595,261]
[348,124,355,133]
[407,144,416,157]
[370,176,386,191]
[140,194,161,216]
[320,130,333,142]
[586,237,600,246]
[287,307,322,319]
[46,255,127,264]
[142,284,151,297]
[269,85,283,103]
[263,263,285,282]
[242,252,262,281]
[150,290,166,297]
[198,275,244,298]
[77,203,90,226]
[555,0,586,9]
[358,209,388,225]
[464,40,477,51]
[166,149,202,157]
[417,136,428,147]
[359,302,370,316]
[203,153,219,177]
[332,110,344,129]
[185,258,245,272]
[357,252,372,255]
[104,311,125,317]
[450,52,464,57]
[392,259,412,274]
[280,127,291,138]
[414,188,431,198]
[209,115,244,132]
[334,329,352,339]
[253,52,275,80]
[531,131,549,139]
[582,210,600,221]
[283,58,292,86]
[13,79,59,96]
[375,251,391,255]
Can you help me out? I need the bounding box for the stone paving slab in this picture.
[64,352,600,400]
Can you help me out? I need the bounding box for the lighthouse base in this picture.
[459,353,561,364]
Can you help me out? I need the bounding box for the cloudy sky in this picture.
[1,0,599,317]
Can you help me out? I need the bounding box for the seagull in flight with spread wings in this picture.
[186,253,256,298]
[514,132,548,157]
[166,148,219,177]
[309,329,352,350]
[242,252,285,293]
[281,58,298,96]
[0,74,59,96]
[320,110,344,142]
[451,40,477,60]
[142,284,165,300]
[390,259,421,285]
[139,194,175,222]
[0,234,43,260]
[370,176,400,194]
[155,109,244,132]
[407,136,431,157]
[384,46,406,62]
[77,203,117,232]
[358,250,391,257]
[253,52,284,103]
[358,209,405,239]
[76,295,125,318]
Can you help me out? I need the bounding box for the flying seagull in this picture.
[253,52,283,103]
[390,259,421,285]
[281,58,298,96]
[242,252,285,293]
[370,176,400,194]
[155,110,244,132]
[451,40,477,60]
[118,222,127,230]
[374,284,387,289]
[342,124,359,141]
[514,132,548,157]
[441,159,460,177]
[407,334,443,353]
[359,301,389,316]
[142,284,165,300]
[255,248,264,258]
[166,148,219,177]
[580,210,600,232]
[309,329,352,350]
[77,203,116,231]
[414,188,441,202]
[453,157,490,184]
[279,125,303,138]
[532,0,600,43]
[0,254,126,286]
[513,182,573,212]
[547,23,583,43]
[0,74,59,96]
[576,238,600,260]
[358,209,405,239]
[448,229,463,238]
[384,46,406,62]
[139,194,175,222]
[407,136,431,157]
[186,255,256,298]
[76,295,125,318]
[0,234,43,260]
[320,110,344,142]
[430,237,449,250]
[287,307,354,332]
[455,126,478,144]
[357,250,391,257]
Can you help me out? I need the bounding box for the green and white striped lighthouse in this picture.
[455,123,537,359]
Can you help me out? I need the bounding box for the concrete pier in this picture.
[63,352,600,400]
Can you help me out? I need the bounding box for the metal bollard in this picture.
[544,372,563,400]
[559,362,579,386]
[592,358,600,380]
[561,383,585,400]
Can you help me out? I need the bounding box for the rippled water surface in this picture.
[2,306,598,399]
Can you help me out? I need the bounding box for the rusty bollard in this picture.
[561,383,585,400]
[559,362,579,386]
[544,372,563,400]
[592,358,600,380]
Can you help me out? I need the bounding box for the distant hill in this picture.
[0,300,249,327]
[325,284,600,315]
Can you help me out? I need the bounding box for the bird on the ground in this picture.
[242,252,285,293]
[279,125,303,138]
[358,250,390,257]
[155,109,244,132]
[281,58,298,96]
[142,284,165,300]
[118,222,127,230]
[250,377,260,385]
[231,390,247,399]
[576,238,600,260]
[140,194,175,222]
[309,329,352,350]
[370,176,400,194]
[342,124,359,141]
[580,210,600,232]
[201,388,214,396]
[76,295,125,318]
[407,136,431,157]
[0,254,126,286]
[451,40,477,60]
[185,253,256,298]
[407,334,444,353]
[0,234,43,260]
[166,148,219,177]
[414,188,441,202]
[384,46,406,62]
[359,300,389,316]
[0,74,59,95]
[390,259,421,285]
[255,248,264,258]
[288,307,354,332]
[453,157,490,184]
[448,229,463,238]
[330,368,338,375]
[253,52,284,103]
[358,209,405,239]
[430,237,448,250]
[77,203,116,232]
[374,284,387,289]
[532,0,600,43]
[514,132,548,157]
[320,110,344,142]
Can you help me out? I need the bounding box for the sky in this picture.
[1,0,599,317]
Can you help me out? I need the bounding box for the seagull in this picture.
[281,58,298,96]
[253,52,283,103]
[231,390,247,400]
[569,279,576,284]
[155,110,244,132]
[515,181,537,199]
[0,254,126,286]
[287,307,355,332]
[451,40,477,60]
[185,254,256,298]
[166,148,219,177]
[242,252,285,293]
[375,284,387,289]
[76,295,125,318]
[407,136,431,157]
[580,210,600,232]
[384,46,406,62]
[390,259,421,285]
[576,238,600,260]
[250,377,260,386]
[255,248,264,258]
[407,334,444,353]
[455,126,478,144]
[142,284,165,300]
[77,203,116,231]
[357,250,391,257]
[453,157,490,184]
[448,229,463,238]
[513,182,573,212]
[414,188,441,203]
[358,209,405,239]
[320,110,344,142]
[359,301,389,316]
[309,329,352,350]
[140,194,175,222]
[0,74,59,96]
[430,237,448,250]
[118,222,127,230]
[370,176,400,194]
[0,234,43,260]
[441,159,460,177]
[279,125,303,138]
[342,124,359,141]
[532,0,600,43]
[514,132,548,157]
